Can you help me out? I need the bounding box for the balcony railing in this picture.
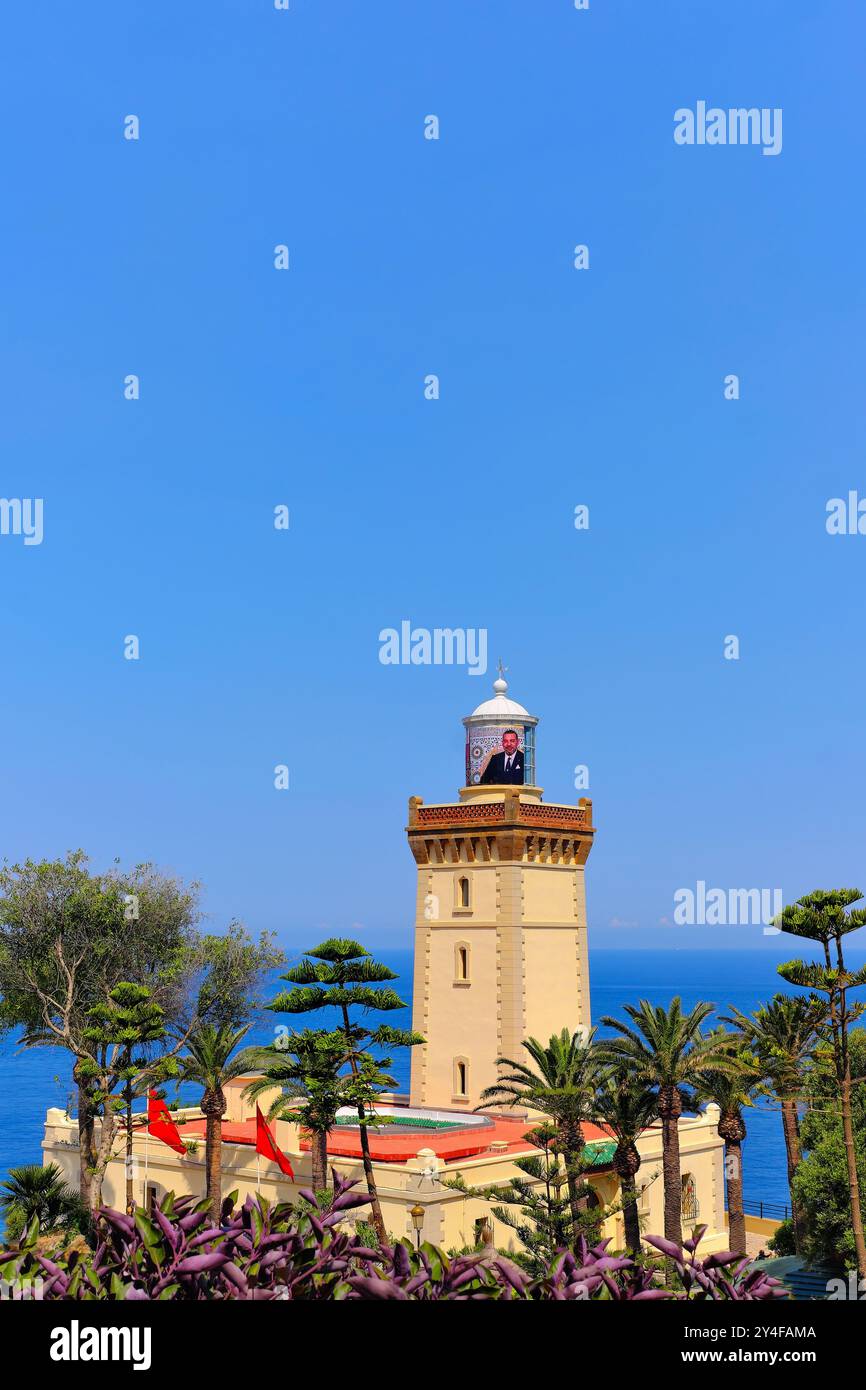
[741,1198,791,1222]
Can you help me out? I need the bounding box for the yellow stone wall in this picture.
[409,793,592,1110]
[41,1100,729,1257]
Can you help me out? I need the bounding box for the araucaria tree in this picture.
[83,982,168,1213]
[243,1030,348,1193]
[775,889,866,1279]
[445,1125,575,1275]
[268,939,423,1244]
[786,1027,866,1268]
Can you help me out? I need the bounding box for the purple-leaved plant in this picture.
[0,1177,787,1301]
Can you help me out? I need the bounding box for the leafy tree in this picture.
[0,1163,86,1245]
[478,1028,603,1234]
[593,1064,658,1255]
[268,939,423,1243]
[194,922,284,1028]
[0,853,202,1208]
[598,999,732,1256]
[775,889,866,1278]
[783,1028,866,1268]
[723,992,825,1254]
[243,1029,348,1192]
[0,856,280,1214]
[0,853,121,1204]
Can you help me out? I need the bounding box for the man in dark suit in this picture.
[480,729,525,785]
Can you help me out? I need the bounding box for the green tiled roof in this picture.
[584,1139,616,1168]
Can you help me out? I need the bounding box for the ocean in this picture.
[0,948,830,1211]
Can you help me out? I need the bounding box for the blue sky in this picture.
[1,1,864,955]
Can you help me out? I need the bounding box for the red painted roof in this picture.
[179,1112,614,1165]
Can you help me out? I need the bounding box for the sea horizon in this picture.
[2,944,847,1212]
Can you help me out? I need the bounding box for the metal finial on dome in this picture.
[468,664,529,719]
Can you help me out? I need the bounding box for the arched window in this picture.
[453,1057,469,1099]
[681,1173,699,1222]
[453,873,472,914]
[454,941,470,984]
[583,1184,603,1240]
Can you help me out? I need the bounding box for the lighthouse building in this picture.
[42,679,728,1253]
[408,674,593,1112]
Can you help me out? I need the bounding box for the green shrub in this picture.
[767,1219,796,1256]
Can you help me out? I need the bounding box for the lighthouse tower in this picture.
[407,675,595,1112]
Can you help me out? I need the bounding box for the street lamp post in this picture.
[410,1203,424,1250]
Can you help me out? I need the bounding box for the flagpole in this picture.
[144,1092,150,1213]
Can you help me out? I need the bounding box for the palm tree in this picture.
[593,1065,658,1255]
[478,1027,603,1235]
[175,1021,253,1224]
[723,992,825,1254]
[598,998,732,1250]
[0,1163,86,1245]
[774,889,866,1279]
[242,1029,347,1191]
[693,1030,763,1256]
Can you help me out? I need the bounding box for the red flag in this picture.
[147,1090,186,1156]
[255,1104,295,1178]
